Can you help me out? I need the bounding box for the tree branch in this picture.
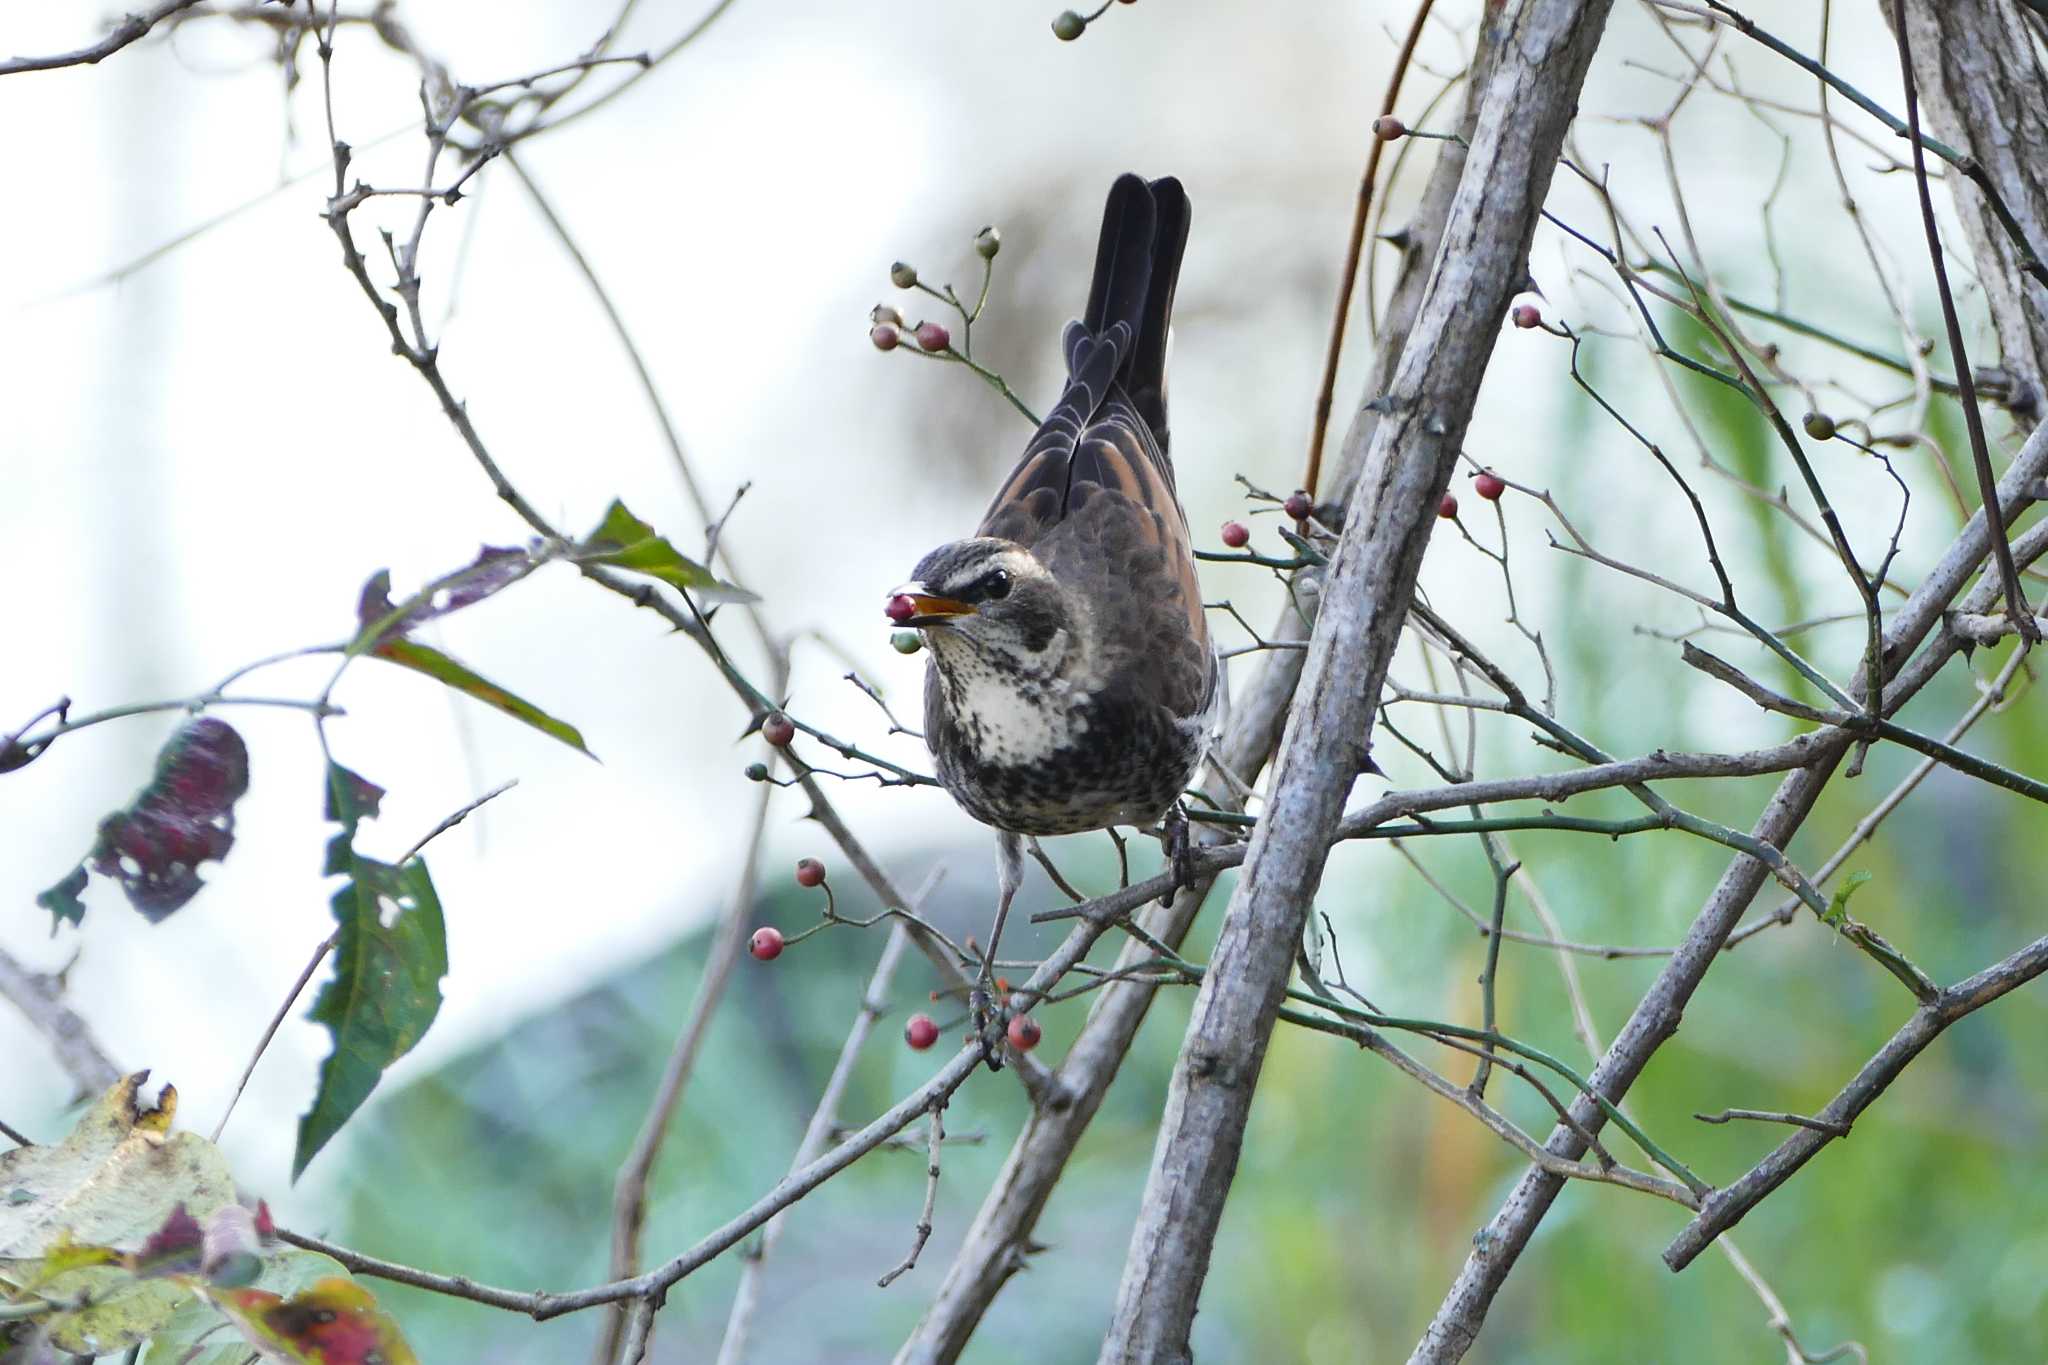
[1098,3,1619,1356]
[1664,933,2048,1269]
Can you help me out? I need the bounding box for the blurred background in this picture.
[4,0,2045,1359]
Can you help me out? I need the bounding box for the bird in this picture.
[884,174,1222,1049]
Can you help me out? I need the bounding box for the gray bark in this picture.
[1887,0,2048,413]
[1411,415,2048,1362]
[1095,2,1619,1359]
[1411,8,2048,1354]
[892,26,1508,1362]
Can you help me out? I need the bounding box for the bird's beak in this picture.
[886,583,975,627]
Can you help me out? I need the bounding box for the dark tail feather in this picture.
[1128,177,1188,450]
[1082,174,1158,342]
[1080,174,1188,452]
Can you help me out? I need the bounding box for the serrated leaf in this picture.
[369,639,592,758]
[1823,869,1874,927]
[577,499,757,603]
[294,765,448,1181]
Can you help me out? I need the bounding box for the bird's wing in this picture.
[1033,398,1212,722]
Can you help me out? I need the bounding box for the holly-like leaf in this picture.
[351,545,535,651]
[294,764,448,1181]
[0,1076,236,1354]
[38,718,250,928]
[369,639,591,757]
[1823,869,1874,927]
[206,1276,418,1364]
[577,499,757,603]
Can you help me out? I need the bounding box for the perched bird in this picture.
[885,174,1222,1029]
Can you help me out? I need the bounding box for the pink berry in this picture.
[1220,521,1250,549]
[904,1014,939,1050]
[795,857,826,888]
[1006,1014,1041,1051]
[1511,304,1541,330]
[1474,472,1506,501]
[761,713,796,747]
[749,927,784,961]
[1438,493,1459,519]
[915,321,951,352]
[1372,115,1406,141]
[1283,491,1313,521]
[885,593,916,623]
[871,324,900,351]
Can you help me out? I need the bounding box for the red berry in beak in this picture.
[886,594,916,623]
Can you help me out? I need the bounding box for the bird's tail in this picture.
[1081,174,1189,450]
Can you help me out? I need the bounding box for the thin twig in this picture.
[876,1101,945,1288]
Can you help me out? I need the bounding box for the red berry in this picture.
[904,1014,939,1050]
[1283,491,1313,521]
[761,713,796,747]
[795,857,826,888]
[870,324,900,351]
[915,321,951,352]
[749,927,784,961]
[1438,493,1459,519]
[1372,115,1406,141]
[1474,472,1506,501]
[885,593,916,623]
[1006,1014,1041,1051]
[1220,521,1250,549]
[1511,303,1541,330]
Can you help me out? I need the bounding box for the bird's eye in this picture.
[980,569,1011,600]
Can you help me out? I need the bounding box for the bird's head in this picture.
[886,538,1075,677]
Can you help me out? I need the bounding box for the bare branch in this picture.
[1665,933,2048,1269]
[0,0,205,76]
[0,946,122,1097]
[1101,3,1618,1355]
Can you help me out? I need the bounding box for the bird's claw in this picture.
[1159,803,1196,905]
[968,986,1006,1072]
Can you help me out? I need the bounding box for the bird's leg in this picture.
[1156,802,1195,906]
[972,831,1025,1070]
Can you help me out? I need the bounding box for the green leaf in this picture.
[577,499,757,603]
[36,865,88,928]
[371,638,593,758]
[1823,869,1873,927]
[294,764,449,1181]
